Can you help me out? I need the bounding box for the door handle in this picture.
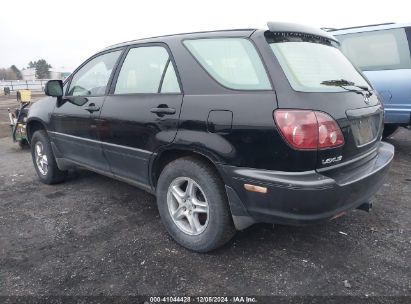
[150,106,176,115]
[85,103,100,113]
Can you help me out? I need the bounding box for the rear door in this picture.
[336,27,411,125]
[98,43,183,186]
[50,50,122,172]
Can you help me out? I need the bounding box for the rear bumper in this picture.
[221,142,394,228]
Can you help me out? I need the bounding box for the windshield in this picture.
[267,34,371,93]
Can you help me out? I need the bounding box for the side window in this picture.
[67,50,121,96]
[337,28,411,71]
[161,62,180,93]
[183,38,271,90]
[114,46,181,94]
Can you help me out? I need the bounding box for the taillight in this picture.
[273,110,318,150]
[315,111,344,149]
[273,110,344,150]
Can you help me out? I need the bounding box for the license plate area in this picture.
[346,105,383,147]
[350,114,381,147]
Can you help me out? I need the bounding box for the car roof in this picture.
[326,22,411,36]
[102,22,338,51]
[102,29,257,51]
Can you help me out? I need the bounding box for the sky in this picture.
[0,0,409,71]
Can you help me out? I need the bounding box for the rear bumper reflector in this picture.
[244,184,268,194]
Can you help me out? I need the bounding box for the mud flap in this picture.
[225,185,255,230]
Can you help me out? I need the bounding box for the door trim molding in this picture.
[49,131,153,155]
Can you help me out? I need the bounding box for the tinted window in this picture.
[67,50,121,96]
[114,46,180,94]
[336,28,411,71]
[268,35,370,93]
[184,38,271,90]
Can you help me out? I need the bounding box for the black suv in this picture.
[27,22,394,252]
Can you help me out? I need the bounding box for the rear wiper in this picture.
[321,79,373,97]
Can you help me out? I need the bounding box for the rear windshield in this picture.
[335,28,411,71]
[267,33,370,93]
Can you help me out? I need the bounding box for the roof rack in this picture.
[324,22,395,32]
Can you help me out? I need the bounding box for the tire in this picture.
[31,130,67,184]
[156,156,236,252]
[18,139,29,149]
[383,124,399,139]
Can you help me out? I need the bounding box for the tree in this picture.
[0,67,18,80]
[35,59,52,79]
[27,59,52,79]
[10,65,22,80]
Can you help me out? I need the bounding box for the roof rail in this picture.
[325,22,395,32]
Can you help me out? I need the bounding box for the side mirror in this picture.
[45,80,63,97]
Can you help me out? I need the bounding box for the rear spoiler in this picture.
[267,22,339,43]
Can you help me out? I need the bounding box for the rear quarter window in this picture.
[183,38,271,90]
[336,28,411,71]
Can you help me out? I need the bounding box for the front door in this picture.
[50,49,123,172]
[98,44,183,186]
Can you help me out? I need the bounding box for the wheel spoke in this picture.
[42,156,48,165]
[186,213,201,233]
[186,179,195,198]
[192,197,208,213]
[172,206,186,220]
[171,186,184,205]
[36,144,42,155]
[192,197,207,208]
[192,205,208,214]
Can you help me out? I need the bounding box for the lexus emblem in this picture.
[364,95,370,104]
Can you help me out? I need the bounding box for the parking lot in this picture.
[0,95,410,297]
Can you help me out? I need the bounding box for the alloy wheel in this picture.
[167,177,209,235]
[34,142,48,175]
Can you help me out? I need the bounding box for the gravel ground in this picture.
[0,96,410,299]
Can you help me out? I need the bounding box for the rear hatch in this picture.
[264,28,383,170]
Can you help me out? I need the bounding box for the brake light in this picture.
[274,110,344,150]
